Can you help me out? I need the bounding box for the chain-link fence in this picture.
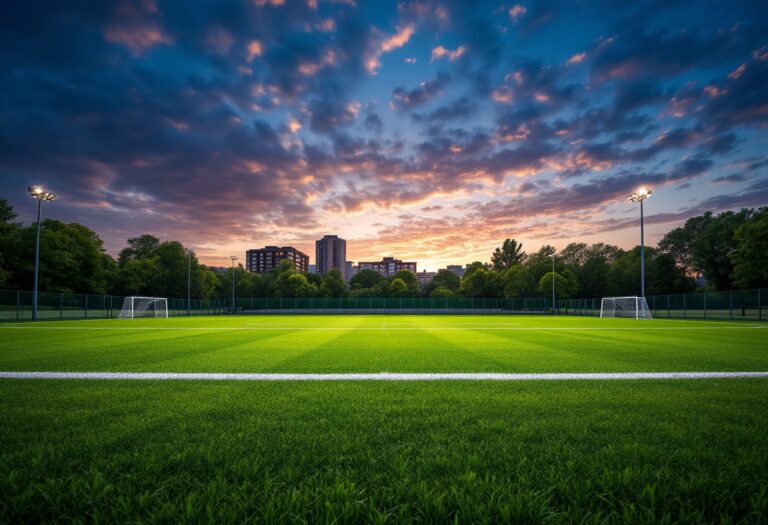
[557,288,766,321]
[1,288,765,320]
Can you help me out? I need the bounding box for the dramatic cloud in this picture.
[0,0,766,269]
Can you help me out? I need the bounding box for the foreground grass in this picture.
[1,380,767,523]
[1,315,766,373]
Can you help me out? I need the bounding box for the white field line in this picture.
[0,326,765,331]
[1,371,767,381]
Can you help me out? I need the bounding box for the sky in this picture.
[1,0,767,271]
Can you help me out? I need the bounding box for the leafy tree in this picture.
[391,270,419,296]
[732,208,768,289]
[0,198,16,223]
[658,214,714,276]
[557,243,589,267]
[501,264,535,298]
[114,258,158,296]
[5,220,112,293]
[305,272,323,287]
[319,268,347,297]
[577,244,622,298]
[0,198,19,287]
[491,239,526,270]
[524,245,557,290]
[389,278,409,297]
[459,268,500,298]
[429,287,455,298]
[424,269,461,297]
[350,269,383,290]
[537,270,578,300]
[690,210,751,290]
[463,261,487,279]
[118,235,161,266]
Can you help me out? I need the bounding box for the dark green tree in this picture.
[424,269,461,296]
[501,264,536,298]
[732,208,768,289]
[389,278,409,297]
[491,239,526,270]
[350,269,383,290]
[117,235,161,266]
[319,269,347,297]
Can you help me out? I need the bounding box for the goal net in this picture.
[118,297,168,319]
[600,296,652,320]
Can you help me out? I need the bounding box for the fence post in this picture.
[759,289,762,322]
[729,291,733,320]
[60,293,64,320]
[703,293,707,320]
[84,294,88,319]
[16,290,20,321]
[683,294,686,319]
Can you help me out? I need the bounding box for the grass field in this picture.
[1,315,767,523]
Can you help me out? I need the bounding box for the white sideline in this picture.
[1,371,767,381]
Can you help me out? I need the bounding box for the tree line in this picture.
[1,197,766,299]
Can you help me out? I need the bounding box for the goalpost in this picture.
[118,297,169,319]
[600,296,652,320]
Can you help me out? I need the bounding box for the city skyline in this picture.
[1,1,767,272]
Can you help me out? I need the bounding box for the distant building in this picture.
[308,264,317,274]
[246,246,309,274]
[359,257,417,276]
[417,270,436,287]
[446,265,465,277]
[345,261,356,282]
[315,235,347,281]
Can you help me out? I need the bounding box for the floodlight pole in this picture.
[628,187,652,299]
[230,256,238,314]
[28,186,56,321]
[187,249,192,316]
[640,199,645,298]
[549,254,556,314]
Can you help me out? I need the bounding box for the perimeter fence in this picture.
[0,288,765,321]
[558,288,766,321]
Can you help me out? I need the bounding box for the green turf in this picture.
[2,315,767,523]
[0,315,766,373]
[1,380,767,523]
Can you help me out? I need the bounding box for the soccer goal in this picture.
[600,296,652,320]
[118,297,169,319]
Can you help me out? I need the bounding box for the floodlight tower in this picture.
[549,253,556,314]
[628,187,653,297]
[28,186,57,321]
[230,255,238,314]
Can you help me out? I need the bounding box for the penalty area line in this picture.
[1,372,767,381]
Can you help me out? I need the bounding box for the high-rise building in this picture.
[446,265,465,277]
[358,257,417,276]
[315,235,347,281]
[308,264,317,274]
[246,246,309,274]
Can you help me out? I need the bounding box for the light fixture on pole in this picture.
[628,186,653,297]
[549,253,556,314]
[230,255,238,314]
[28,186,56,321]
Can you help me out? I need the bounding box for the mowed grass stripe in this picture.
[2,371,768,380]
[1,315,766,373]
[2,380,767,523]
